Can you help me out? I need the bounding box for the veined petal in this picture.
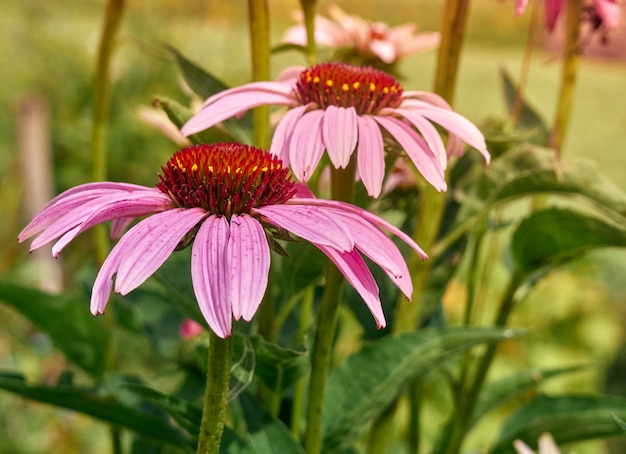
[288,197,428,260]
[317,246,385,328]
[269,104,310,166]
[254,204,354,251]
[356,115,385,198]
[181,85,296,136]
[374,116,447,192]
[289,109,326,181]
[395,108,448,169]
[322,106,358,169]
[329,209,413,299]
[228,215,270,321]
[115,208,207,295]
[110,217,135,240]
[192,215,232,339]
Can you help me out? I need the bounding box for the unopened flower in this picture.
[282,4,440,65]
[181,63,489,198]
[514,433,561,454]
[515,0,622,32]
[19,143,425,338]
[179,318,204,339]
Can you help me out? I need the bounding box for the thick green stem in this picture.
[247,0,271,149]
[291,287,314,438]
[304,162,356,454]
[549,0,583,155]
[197,332,234,454]
[299,0,318,65]
[440,273,522,454]
[433,0,472,104]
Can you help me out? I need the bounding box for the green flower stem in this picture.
[550,0,583,155]
[433,0,472,104]
[304,162,356,454]
[512,0,540,125]
[299,0,318,65]
[92,2,125,453]
[440,272,522,454]
[197,332,234,454]
[247,0,271,149]
[291,287,314,437]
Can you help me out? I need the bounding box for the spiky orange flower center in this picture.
[294,63,403,115]
[157,143,295,217]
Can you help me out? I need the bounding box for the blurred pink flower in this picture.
[181,63,489,198]
[19,143,426,337]
[514,433,561,454]
[281,4,440,65]
[179,318,204,339]
[515,0,622,32]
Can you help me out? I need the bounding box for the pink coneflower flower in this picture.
[19,143,426,338]
[181,63,489,198]
[515,0,622,32]
[281,4,441,65]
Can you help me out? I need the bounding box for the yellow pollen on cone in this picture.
[326,80,333,87]
[369,83,376,91]
[342,83,349,91]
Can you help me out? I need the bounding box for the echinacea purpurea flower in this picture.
[19,143,426,338]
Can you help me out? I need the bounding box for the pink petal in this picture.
[369,40,397,63]
[515,0,529,17]
[329,209,413,299]
[356,115,385,198]
[110,217,135,240]
[289,109,326,181]
[191,215,233,339]
[318,246,386,328]
[115,208,207,295]
[396,108,448,169]
[228,215,270,321]
[374,116,447,192]
[322,106,358,169]
[253,204,354,251]
[596,0,622,30]
[392,32,441,57]
[276,66,307,82]
[545,0,565,31]
[269,104,310,166]
[181,83,296,136]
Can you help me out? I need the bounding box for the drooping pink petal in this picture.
[356,115,385,198]
[317,245,386,328]
[288,197,429,260]
[545,0,565,31]
[110,217,135,240]
[289,109,326,181]
[253,204,354,251]
[269,104,310,166]
[329,208,413,299]
[228,215,270,322]
[322,106,358,169]
[276,66,307,82]
[392,32,441,57]
[181,83,296,136]
[369,39,397,63]
[114,208,207,295]
[191,215,233,339]
[374,116,447,192]
[515,0,530,17]
[396,108,448,169]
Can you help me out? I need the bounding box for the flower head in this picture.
[515,0,622,32]
[281,4,441,65]
[181,63,489,198]
[19,143,426,338]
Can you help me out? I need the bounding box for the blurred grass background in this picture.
[1,0,625,452]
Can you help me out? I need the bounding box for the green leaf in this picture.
[166,46,252,143]
[471,365,588,427]
[500,69,549,145]
[0,280,110,377]
[511,208,626,275]
[322,327,521,452]
[239,391,304,453]
[250,335,308,392]
[0,373,190,449]
[152,95,236,145]
[491,394,626,453]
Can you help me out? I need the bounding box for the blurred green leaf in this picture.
[166,46,252,143]
[471,365,588,427]
[250,335,308,392]
[511,208,626,275]
[500,69,549,145]
[491,394,626,453]
[0,280,109,377]
[0,373,189,449]
[153,95,236,145]
[322,327,521,452]
[239,391,304,453]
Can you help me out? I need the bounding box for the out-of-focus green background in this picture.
[1,0,625,452]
